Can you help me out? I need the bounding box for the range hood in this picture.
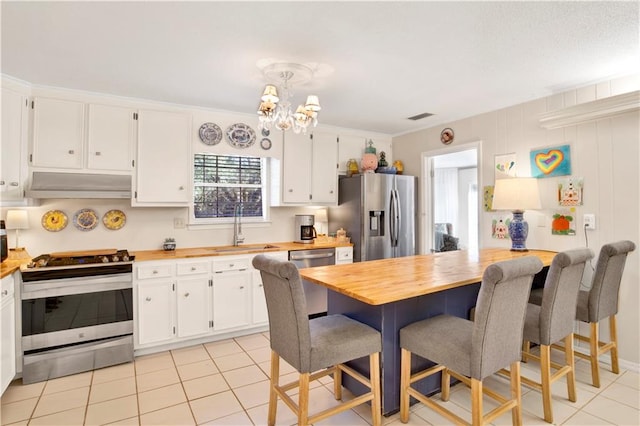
[26,172,132,199]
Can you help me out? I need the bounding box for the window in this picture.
[193,154,266,222]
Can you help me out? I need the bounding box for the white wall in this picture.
[392,74,640,367]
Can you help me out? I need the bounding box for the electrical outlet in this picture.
[173,217,185,229]
[583,214,596,230]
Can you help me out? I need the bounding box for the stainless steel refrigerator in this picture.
[329,174,417,262]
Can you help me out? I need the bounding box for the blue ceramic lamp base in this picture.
[508,210,529,252]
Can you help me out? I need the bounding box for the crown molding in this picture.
[539,90,639,129]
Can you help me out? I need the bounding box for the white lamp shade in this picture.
[314,208,328,223]
[6,210,29,230]
[305,95,321,111]
[492,178,541,211]
[261,85,280,103]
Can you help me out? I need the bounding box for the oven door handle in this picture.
[22,273,132,300]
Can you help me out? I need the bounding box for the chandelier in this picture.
[257,62,321,134]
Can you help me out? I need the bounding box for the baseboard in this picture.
[573,345,640,373]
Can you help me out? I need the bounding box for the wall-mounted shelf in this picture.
[539,90,639,129]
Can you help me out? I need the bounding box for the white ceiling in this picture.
[2,1,638,136]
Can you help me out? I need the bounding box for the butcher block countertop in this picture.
[299,248,557,306]
[133,241,352,262]
[0,249,32,279]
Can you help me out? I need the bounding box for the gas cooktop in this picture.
[25,249,134,269]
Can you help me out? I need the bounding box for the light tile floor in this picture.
[1,331,638,425]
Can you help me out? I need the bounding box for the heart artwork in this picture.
[535,150,564,175]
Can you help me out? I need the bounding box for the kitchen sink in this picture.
[208,244,280,253]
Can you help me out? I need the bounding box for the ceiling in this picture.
[2,2,638,136]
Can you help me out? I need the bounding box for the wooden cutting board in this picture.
[49,249,118,257]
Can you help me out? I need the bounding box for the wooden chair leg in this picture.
[298,372,310,426]
[565,334,577,402]
[609,315,620,374]
[268,351,280,426]
[589,322,601,388]
[441,368,451,401]
[522,340,531,363]
[510,361,522,426]
[540,345,553,423]
[334,365,342,400]
[400,348,411,423]
[470,378,483,426]
[370,352,382,426]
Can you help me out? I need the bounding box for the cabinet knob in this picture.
[259,284,263,288]
[179,186,185,190]
[191,266,196,271]
[330,190,334,194]
[68,150,75,154]
[95,151,101,156]
[10,182,18,186]
[184,292,190,297]
[145,297,152,302]
[0,181,4,186]
[239,286,245,289]
[288,189,293,192]
[229,263,234,268]
[152,270,158,274]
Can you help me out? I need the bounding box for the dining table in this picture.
[298,248,557,415]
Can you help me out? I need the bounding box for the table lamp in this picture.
[314,208,328,235]
[491,177,541,251]
[6,209,29,250]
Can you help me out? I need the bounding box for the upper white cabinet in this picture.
[277,130,338,205]
[1,88,28,203]
[32,98,135,172]
[135,109,191,205]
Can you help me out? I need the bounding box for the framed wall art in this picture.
[530,144,571,178]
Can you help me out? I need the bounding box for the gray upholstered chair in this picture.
[528,240,636,388]
[399,256,543,426]
[519,248,594,423]
[252,255,382,426]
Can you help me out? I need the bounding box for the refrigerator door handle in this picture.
[393,188,401,247]
[389,189,397,247]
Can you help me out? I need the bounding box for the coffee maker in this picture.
[294,215,316,244]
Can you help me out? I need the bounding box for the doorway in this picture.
[421,142,480,254]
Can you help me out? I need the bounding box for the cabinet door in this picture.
[32,98,85,169]
[137,280,174,345]
[335,246,353,265]
[1,275,16,394]
[136,110,191,204]
[251,270,268,325]
[281,132,311,203]
[311,131,338,204]
[176,277,211,338]
[212,271,251,330]
[1,89,27,201]
[87,104,135,171]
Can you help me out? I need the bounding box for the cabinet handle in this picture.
[191,266,197,271]
[239,286,245,289]
[10,182,18,186]
[179,186,185,190]
[145,297,152,301]
[0,181,4,186]
[229,263,234,268]
[184,292,190,297]
[288,189,293,192]
[95,151,101,156]
[68,150,75,154]
[152,270,158,274]
[1,290,8,296]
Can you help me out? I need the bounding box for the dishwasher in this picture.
[289,248,335,317]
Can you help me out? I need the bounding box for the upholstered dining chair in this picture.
[518,248,594,423]
[399,256,543,426]
[528,240,636,388]
[252,255,382,426]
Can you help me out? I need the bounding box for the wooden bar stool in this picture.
[518,248,593,423]
[529,240,636,388]
[252,255,382,426]
[399,256,543,426]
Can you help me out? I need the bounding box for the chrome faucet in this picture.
[233,203,244,246]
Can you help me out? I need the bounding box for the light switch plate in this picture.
[174,217,185,229]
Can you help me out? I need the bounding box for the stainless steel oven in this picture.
[20,250,134,384]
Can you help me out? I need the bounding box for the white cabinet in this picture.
[137,279,174,346]
[1,273,16,394]
[1,88,28,203]
[335,246,354,265]
[32,98,85,169]
[176,260,211,339]
[212,256,251,331]
[135,109,191,205]
[251,251,288,325]
[278,131,338,205]
[32,98,135,172]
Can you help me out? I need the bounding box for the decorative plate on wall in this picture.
[73,209,99,231]
[226,123,256,149]
[103,209,127,230]
[41,210,68,232]
[260,138,272,150]
[198,122,223,146]
[440,128,454,145]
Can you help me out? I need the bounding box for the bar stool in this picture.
[252,255,382,426]
[519,248,594,423]
[529,240,636,388]
[399,256,543,426]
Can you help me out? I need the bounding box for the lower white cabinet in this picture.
[134,251,288,351]
[1,273,16,395]
[335,246,354,265]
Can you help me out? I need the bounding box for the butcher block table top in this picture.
[299,248,557,306]
[0,249,32,279]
